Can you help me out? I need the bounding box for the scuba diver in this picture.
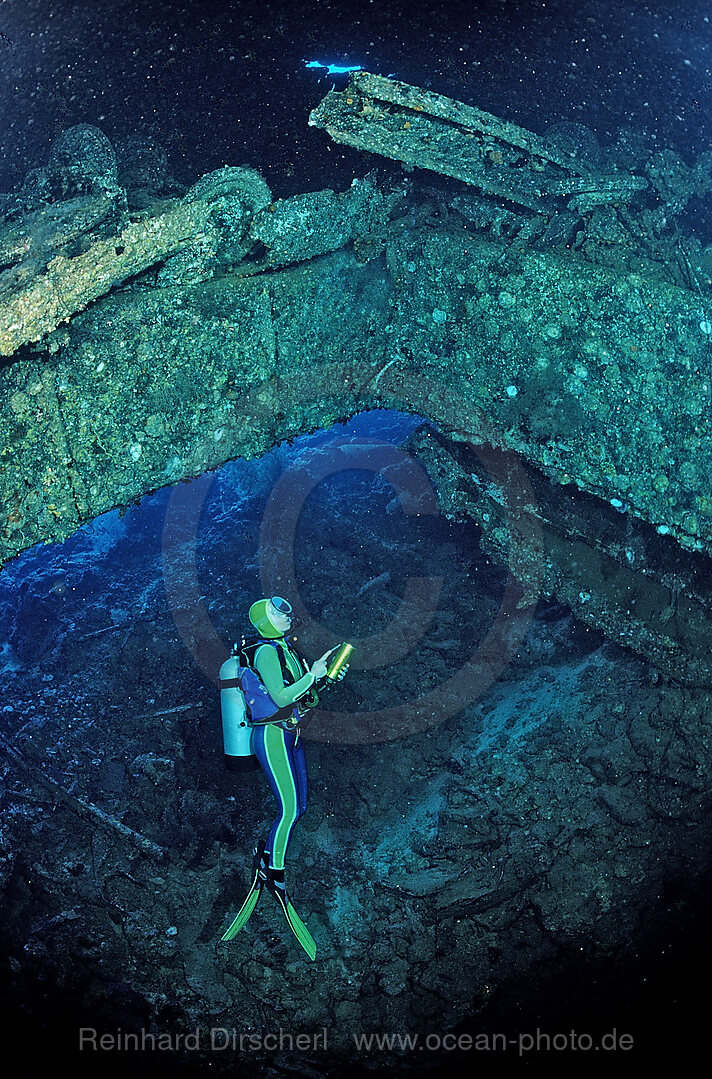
[220,595,350,959]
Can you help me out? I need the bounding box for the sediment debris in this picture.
[0,733,166,859]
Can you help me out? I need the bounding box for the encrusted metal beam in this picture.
[308,71,647,212]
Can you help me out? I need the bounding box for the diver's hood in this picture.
[248,598,284,639]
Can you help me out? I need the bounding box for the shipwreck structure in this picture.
[2,74,712,686]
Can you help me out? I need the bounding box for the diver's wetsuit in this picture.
[252,640,316,871]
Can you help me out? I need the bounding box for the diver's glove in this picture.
[315,664,349,690]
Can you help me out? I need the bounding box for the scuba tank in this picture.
[217,637,301,759]
[218,653,253,758]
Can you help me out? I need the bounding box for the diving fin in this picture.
[220,845,266,942]
[221,850,317,961]
[281,897,317,962]
[263,869,317,961]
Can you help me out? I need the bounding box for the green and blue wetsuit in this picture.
[252,638,317,871]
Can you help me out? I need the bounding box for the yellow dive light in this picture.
[326,642,354,681]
